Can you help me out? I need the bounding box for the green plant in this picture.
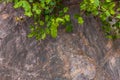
[2,0,120,40]
[12,0,72,40]
[80,0,120,39]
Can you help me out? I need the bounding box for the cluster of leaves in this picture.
[11,0,74,40]
[3,0,120,40]
[80,0,120,39]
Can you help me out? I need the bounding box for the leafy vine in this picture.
[2,0,120,40]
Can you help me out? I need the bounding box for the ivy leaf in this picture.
[14,1,32,17]
[110,9,115,15]
[28,33,33,38]
[78,17,84,25]
[29,0,33,2]
[50,1,56,6]
[32,3,41,15]
[14,1,23,8]
[90,0,94,3]
[105,11,111,17]
[64,15,70,21]
[106,0,111,2]
[56,17,64,23]
[50,26,57,38]
[22,1,31,11]
[40,20,44,26]
[25,11,33,17]
[45,28,50,34]
[93,10,99,15]
[41,33,46,39]
[63,7,69,13]
[117,8,120,11]
[94,0,99,6]
[46,0,51,4]
[65,23,73,32]
[106,35,113,39]
[116,14,120,19]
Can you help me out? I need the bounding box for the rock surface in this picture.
[0,3,120,80]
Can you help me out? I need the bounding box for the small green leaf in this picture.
[45,28,50,34]
[63,7,69,13]
[50,27,57,38]
[29,0,33,2]
[106,0,111,2]
[14,1,22,8]
[116,14,120,19]
[28,33,33,38]
[93,10,99,15]
[117,8,120,11]
[65,23,73,32]
[46,0,51,4]
[50,1,56,6]
[94,0,99,6]
[64,15,70,21]
[78,17,84,25]
[32,4,41,15]
[25,11,33,17]
[106,35,113,39]
[90,0,94,3]
[110,9,115,15]
[40,20,44,26]
[105,11,111,17]
[56,18,64,23]
[41,33,46,39]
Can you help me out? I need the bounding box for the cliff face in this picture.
[0,3,120,80]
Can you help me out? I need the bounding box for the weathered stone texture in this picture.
[0,3,120,80]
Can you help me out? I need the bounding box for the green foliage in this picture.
[12,0,72,40]
[3,0,120,40]
[80,0,120,39]
[78,17,84,25]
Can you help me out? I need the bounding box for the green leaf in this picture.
[22,1,31,11]
[46,0,51,4]
[93,10,99,15]
[40,20,44,26]
[29,0,33,2]
[56,17,64,23]
[106,0,111,2]
[100,14,107,21]
[94,0,99,6]
[25,11,33,17]
[41,33,46,39]
[117,8,120,11]
[14,1,22,8]
[110,9,115,15]
[78,17,84,25]
[90,0,94,3]
[116,14,120,19]
[64,15,70,21]
[50,1,56,6]
[115,22,120,28]
[45,28,50,34]
[28,33,33,38]
[106,35,113,39]
[80,3,86,10]
[105,11,111,17]
[50,26,57,38]
[65,23,73,32]
[41,2,45,8]
[63,7,69,13]
[32,3,41,15]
